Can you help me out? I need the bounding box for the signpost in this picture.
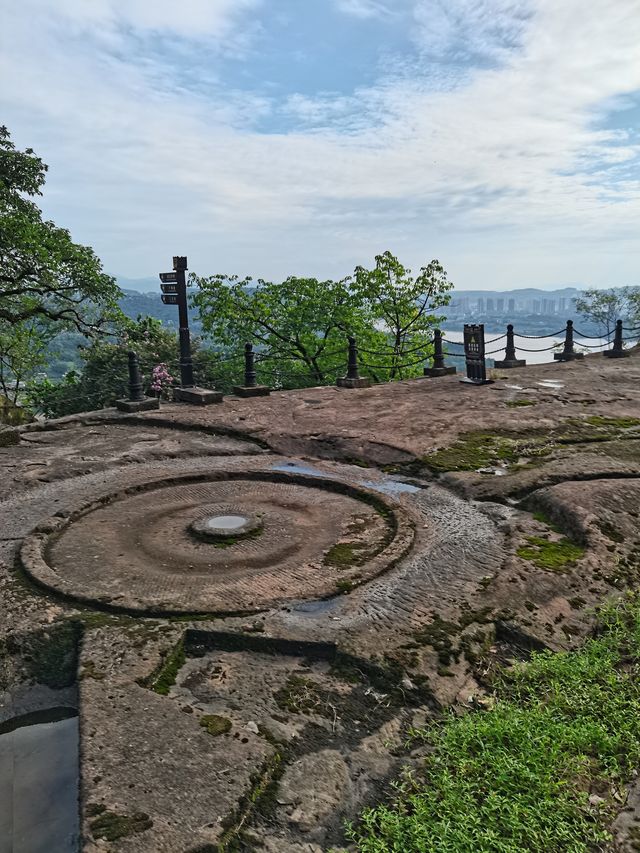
[461,323,493,385]
[158,256,222,405]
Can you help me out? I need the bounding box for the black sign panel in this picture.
[159,272,178,283]
[161,294,179,305]
[463,323,487,383]
[160,283,178,294]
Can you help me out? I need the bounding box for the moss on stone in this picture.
[505,400,535,408]
[89,808,153,842]
[200,714,232,736]
[517,536,585,573]
[144,636,185,695]
[324,541,366,568]
[422,431,551,473]
[584,415,640,429]
[595,520,625,543]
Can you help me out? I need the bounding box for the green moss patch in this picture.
[200,714,232,736]
[505,400,535,408]
[89,806,153,842]
[324,541,367,568]
[350,593,640,853]
[423,431,552,473]
[142,636,185,695]
[517,535,585,573]
[584,415,640,429]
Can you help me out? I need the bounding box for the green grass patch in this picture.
[349,594,640,852]
[517,536,585,572]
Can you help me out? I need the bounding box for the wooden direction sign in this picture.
[161,294,179,305]
[160,283,178,294]
[159,272,178,284]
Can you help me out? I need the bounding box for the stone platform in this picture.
[1,348,640,852]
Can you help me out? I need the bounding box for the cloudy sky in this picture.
[2,0,640,290]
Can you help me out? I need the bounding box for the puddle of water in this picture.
[0,708,79,853]
[537,380,565,389]
[271,462,329,478]
[359,479,421,495]
[291,598,340,615]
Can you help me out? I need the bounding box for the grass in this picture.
[349,594,640,853]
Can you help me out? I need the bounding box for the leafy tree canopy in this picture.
[574,287,640,336]
[0,125,122,332]
[192,252,453,386]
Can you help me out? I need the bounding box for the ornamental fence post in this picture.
[424,329,456,377]
[116,351,159,412]
[337,336,371,388]
[233,342,270,397]
[554,320,584,361]
[494,324,526,369]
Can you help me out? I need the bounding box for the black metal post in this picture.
[494,324,526,369]
[232,341,270,397]
[174,255,195,388]
[604,320,628,358]
[424,329,456,377]
[116,351,159,412]
[337,336,371,388]
[127,351,144,401]
[554,320,583,361]
[244,342,257,387]
[346,337,360,381]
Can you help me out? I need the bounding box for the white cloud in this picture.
[333,0,394,19]
[1,0,640,288]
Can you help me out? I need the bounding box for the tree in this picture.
[0,125,121,332]
[25,316,223,418]
[352,251,453,379]
[191,274,376,387]
[573,288,639,338]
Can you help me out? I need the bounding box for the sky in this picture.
[2,0,640,291]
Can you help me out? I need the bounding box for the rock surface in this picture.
[0,349,639,851]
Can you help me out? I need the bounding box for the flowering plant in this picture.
[150,363,174,398]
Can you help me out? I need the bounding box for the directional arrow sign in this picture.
[161,294,179,305]
[159,272,178,283]
[160,283,178,294]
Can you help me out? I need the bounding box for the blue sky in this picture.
[2,0,639,290]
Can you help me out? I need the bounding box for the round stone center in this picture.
[189,509,263,543]
[205,514,248,531]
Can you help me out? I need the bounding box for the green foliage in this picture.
[574,287,640,337]
[25,316,220,417]
[192,251,453,388]
[0,125,122,332]
[350,594,640,852]
[353,251,453,380]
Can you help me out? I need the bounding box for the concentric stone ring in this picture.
[20,471,415,615]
